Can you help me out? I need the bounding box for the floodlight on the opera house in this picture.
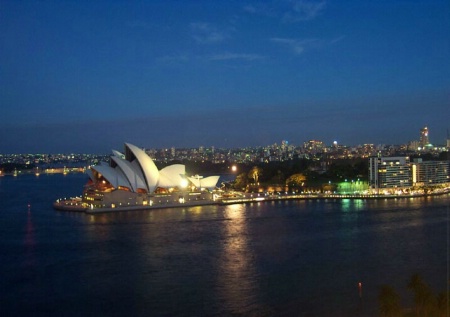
[180,179,189,188]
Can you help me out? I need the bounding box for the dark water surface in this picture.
[1,174,449,316]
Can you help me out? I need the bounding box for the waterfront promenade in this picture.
[1,167,85,177]
[54,186,450,214]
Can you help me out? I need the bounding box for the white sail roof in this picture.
[86,169,94,182]
[112,150,125,159]
[125,143,159,192]
[159,164,186,188]
[111,156,147,192]
[188,175,220,190]
[91,165,130,189]
[88,143,220,193]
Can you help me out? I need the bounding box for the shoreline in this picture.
[53,189,450,214]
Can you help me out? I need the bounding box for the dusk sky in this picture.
[1,0,449,153]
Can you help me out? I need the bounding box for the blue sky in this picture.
[1,0,449,153]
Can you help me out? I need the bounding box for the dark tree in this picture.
[378,284,402,317]
[233,173,248,191]
[407,273,436,317]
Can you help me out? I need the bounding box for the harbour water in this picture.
[0,173,449,316]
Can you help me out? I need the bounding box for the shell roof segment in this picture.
[91,164,131,190]
[188,175,220,190]
[111,156,147,192]
[125,143,159,192]
[159,164,186,188]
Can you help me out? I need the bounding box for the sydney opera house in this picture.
[78,143,220,211]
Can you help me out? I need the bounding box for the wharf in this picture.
[53,189,450,214]
[53,197,218,213]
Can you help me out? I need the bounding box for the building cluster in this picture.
[1,127,449,169]
[145,126,448,164]
[369,156,449,191]
[0,153,109,167]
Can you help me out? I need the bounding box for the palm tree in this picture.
[378,284,402,317]
[436,291,448,317]
[248,166,262,184]
[407,273,436,317]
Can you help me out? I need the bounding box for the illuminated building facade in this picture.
[83,143,220,208]
[303,140,325,155]
[369,156,412,189]
[420,126,429,147]
[412,159,450,185]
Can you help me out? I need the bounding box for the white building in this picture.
[84,143,220,208]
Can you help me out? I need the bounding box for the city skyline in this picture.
[0,123,448,156]
[1,0,449,153]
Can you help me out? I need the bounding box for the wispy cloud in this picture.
[271,38,318,54]
[283,0,326,22]
[190,22,227,44]
[156,54,190,64]
[126,20,150,29]
[242,3,275,17]
[243,4,258,14]
[271,36,343,55]
[330,35,345,44]
[244,1,326,23]
[209,52,266,61]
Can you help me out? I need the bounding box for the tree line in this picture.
[378,273,448,317]
[230,159,368,192]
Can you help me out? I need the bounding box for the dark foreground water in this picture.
[0,173,449,316]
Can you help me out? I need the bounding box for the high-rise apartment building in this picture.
[420,126,429,147]
[408,140,420,151]
[369,156,412,189]
[447,129,450,149]
[303,140,325,155]
[412,159,450,185]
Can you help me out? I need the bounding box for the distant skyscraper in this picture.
[419,126,429,147]
[303,140,324,154]
[447,129,450,149]
[408,140,420,151]
[281,140,288,152]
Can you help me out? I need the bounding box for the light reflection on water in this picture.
[217,204,260,315]
[0,174,449,316]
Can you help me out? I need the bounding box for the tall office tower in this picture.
[281,140,288,152]
[419,126,429,147]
